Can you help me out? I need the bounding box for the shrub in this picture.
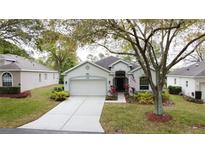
[168,86,182,95]
[162,92,170,101]
[134,91,154,104]
[184,95,204,104]
[53,86,64,92]
[0,87,20,94]
[50,91,69,101]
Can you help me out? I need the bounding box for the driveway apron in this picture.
[20,96,105,133]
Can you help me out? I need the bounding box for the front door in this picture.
[116,78,125,92]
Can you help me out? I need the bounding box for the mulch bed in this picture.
[0,91,31,98]
[192,124,205,129]
[106,95,118,101]
[146,112,172,123]
[184,96,204,104]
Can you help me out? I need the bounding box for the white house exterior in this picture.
[167,61,205,101]
[0,54,59,92]
[63,56,156,96]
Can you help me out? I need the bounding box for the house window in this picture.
[44,73,47,80]
[186,81,188,87]
[174,78,176,84]
[39,73,41,82]
[140,76,149,90]
[2,72,12,87]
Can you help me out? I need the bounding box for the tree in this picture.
[71,19,205,115]
[184,43,205,63]
[37,30,77,83]
[0,39,30,58]
[0,19,43,45]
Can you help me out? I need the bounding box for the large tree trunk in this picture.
[153,88,163,115]
[57,64,62,84]
[153,70,164,115]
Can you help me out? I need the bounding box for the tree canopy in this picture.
[0,39,30,58]
[37,30,78,83]
[70,19,205,115]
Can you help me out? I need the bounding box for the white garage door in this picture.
[70,79,106,96]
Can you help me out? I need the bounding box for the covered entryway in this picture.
[114,71,128,92]
[70,79,106,96]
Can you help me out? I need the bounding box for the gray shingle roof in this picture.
[0,54,57,72]
[95,56,139,70]
[168,61,205,76]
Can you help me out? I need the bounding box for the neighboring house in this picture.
[167,61,205,100]
[0,54,59,92]
[63,56,156,96]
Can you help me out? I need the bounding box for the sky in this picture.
[76,45,187,69]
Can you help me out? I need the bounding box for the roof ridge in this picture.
[95,55,119,63]
[195,61,205,76]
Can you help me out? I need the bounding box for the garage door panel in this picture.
[70,80,106,96]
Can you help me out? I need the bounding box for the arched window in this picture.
[2,72,12,87]
[139,76,149,90]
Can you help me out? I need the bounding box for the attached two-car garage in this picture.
[70,79,106,96]
[63,61,111,96]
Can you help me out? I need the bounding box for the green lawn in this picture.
[100,95,205,133]
[0,85,59,128]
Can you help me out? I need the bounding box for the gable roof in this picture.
[62,61,111,75]
[0,54,57,72]
[95,56,139,70]
[95,56,120,70]
[168,61,205,77]
[109,59,132,67]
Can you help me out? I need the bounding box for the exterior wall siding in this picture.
[167,76,196,98]
[20,71,59,92]
[129,68,156,92]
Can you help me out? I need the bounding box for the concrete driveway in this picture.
[20,96,105,133]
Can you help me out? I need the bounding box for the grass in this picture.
[100,95,205,133]
[0,85,59,128]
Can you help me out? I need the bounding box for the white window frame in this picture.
[186,81,188,87]
[1,72,13,87]
[139,76,149,90]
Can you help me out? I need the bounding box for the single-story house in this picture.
[62,56,156,96]
[167,61,205,101]
[0,54,59,92]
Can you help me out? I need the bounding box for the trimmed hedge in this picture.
[168,86,182,95]
[0,87,20,94]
